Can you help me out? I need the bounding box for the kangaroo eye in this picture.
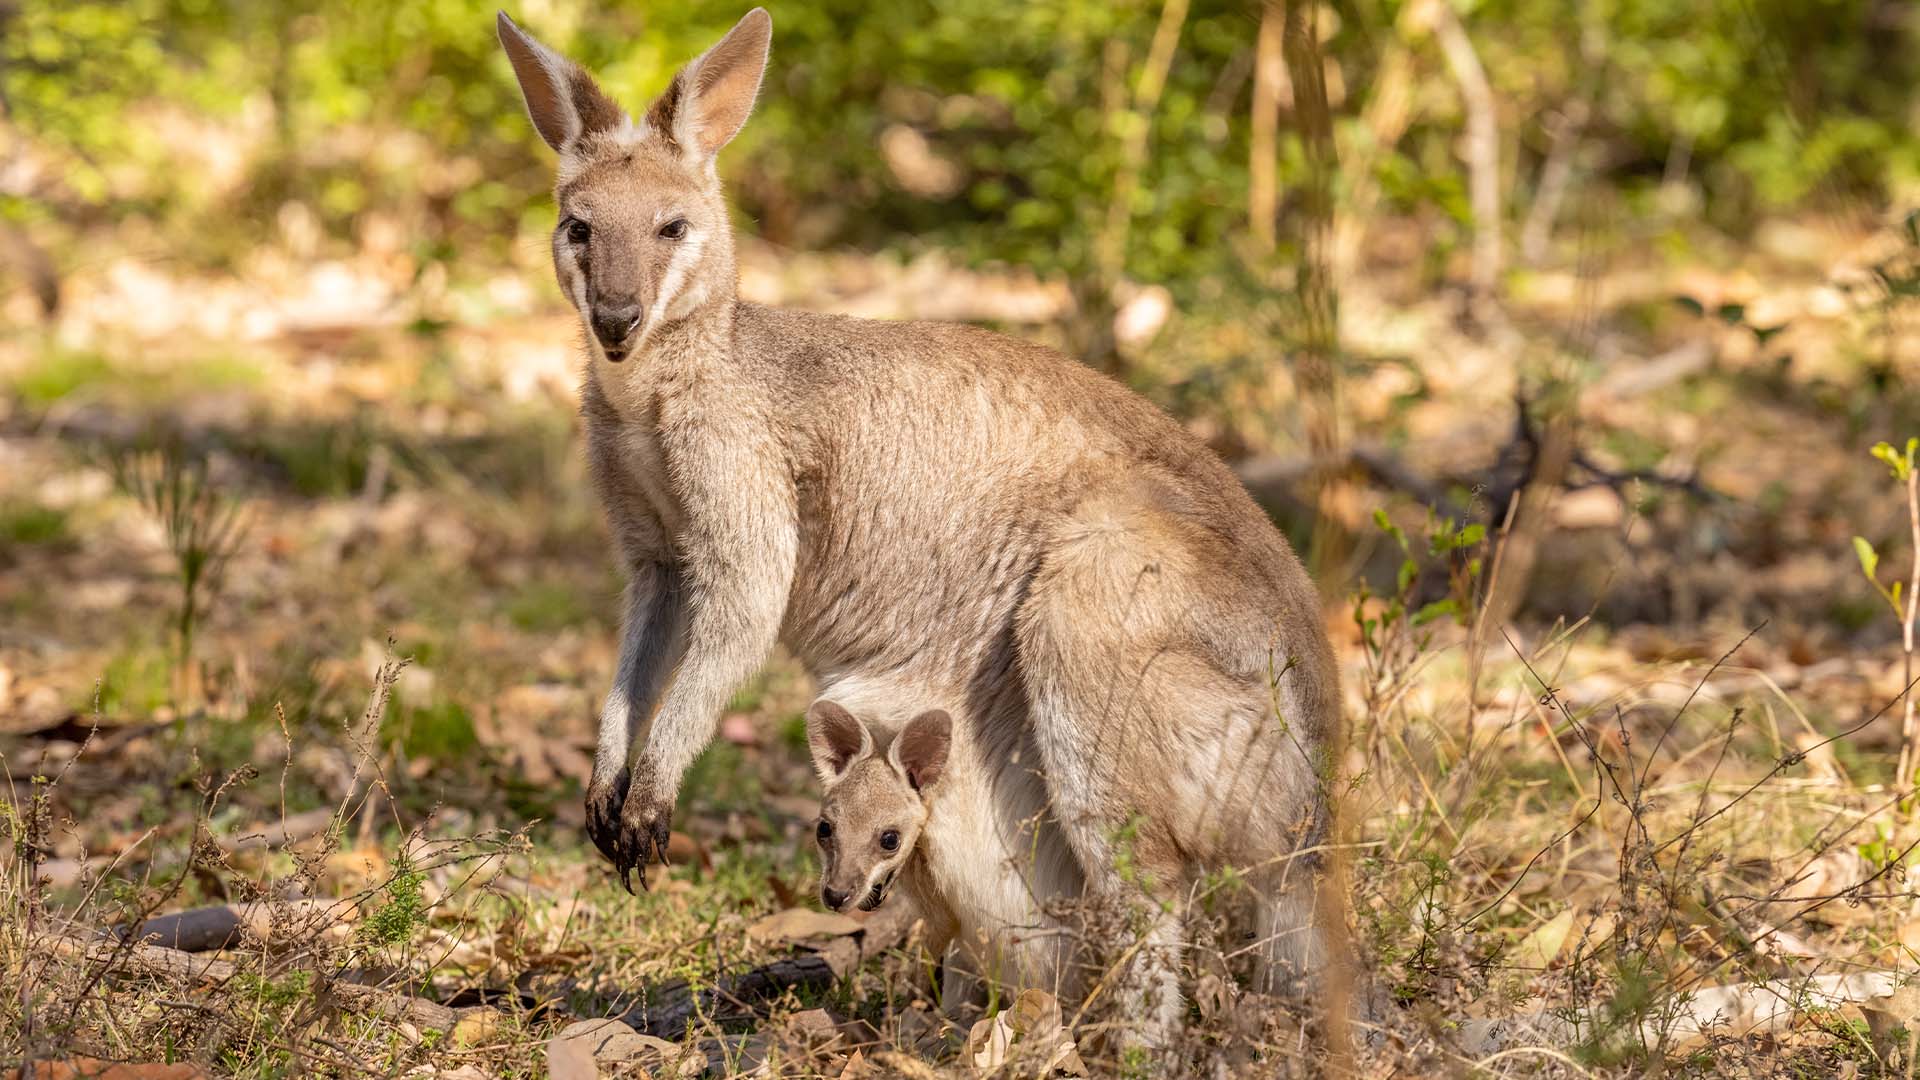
[564,219,591,244]
[658,218,689,240]
[816,820,833,844]
[879,829,900,852]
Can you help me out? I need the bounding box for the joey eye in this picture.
[816,820,833,844]
[879,829,900,852]
[658,218,689,240]
[564,219,591,244]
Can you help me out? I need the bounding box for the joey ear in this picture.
[806,700,872,783]
[645,7,772,160]
[890,710,952,793]
[497,11,626,152]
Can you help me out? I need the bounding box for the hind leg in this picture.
[1016,481,1329,1047]
[1253,863,1325,996]
[1018,593,1209,1048]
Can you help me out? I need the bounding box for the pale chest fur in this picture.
[615,416,684,539]
[911,753,1085,992]
[585,368,690,547]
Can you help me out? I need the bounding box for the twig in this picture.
[1896,459,1920,789]
[47,934,463,1031]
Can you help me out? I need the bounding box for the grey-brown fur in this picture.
[497,7,1339,1042]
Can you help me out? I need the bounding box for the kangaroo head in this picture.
[497,9,770,363]
[806,700,952,913]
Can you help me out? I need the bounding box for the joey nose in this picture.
[590,304,642,350]
[821,886,850,911]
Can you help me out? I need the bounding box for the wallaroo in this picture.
[498,7,1343,1043]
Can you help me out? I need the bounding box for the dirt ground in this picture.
[5,209,1920,1077]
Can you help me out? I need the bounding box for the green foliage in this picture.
[1871,437,1918,483]
[679,739,763,819]
[0,502,69,547]
[359,856,429,948]
[387,698,480,761]
[6,0,1913,291]
[1356,507,1486,657]
[10,350,114,408]
[96,646,172,716]
[107,446,250,689]
[232,969,313,1011]
[1853,437,1917,618]
[501,579,592,633]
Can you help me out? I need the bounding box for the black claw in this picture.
[620,864,635,895]
[650,818,672,868]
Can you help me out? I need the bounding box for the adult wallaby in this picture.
[498,7,1340,1038]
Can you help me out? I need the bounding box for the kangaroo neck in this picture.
[640,291,735,368]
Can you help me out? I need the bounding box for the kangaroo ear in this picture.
[807,701,873,783]
[497,11,626,152]
[646,7,772,161]
[891,710,952,793]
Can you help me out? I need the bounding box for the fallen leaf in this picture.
[1775,850,1873,926]
[766,874,801,908]
[746,907,862,945]
[963,989,1086,1076]
[549,1019,695,1074]
[785,1007,840,1047]
[1512,908,1577,971]
[869,1051,940,1080]
[666,830,710,871]
[966,1009,1013,1071]
[321,847,388,895]
[1862,985,1920,1070]
[450,1007,502,1047]
[1898,918,1920,955]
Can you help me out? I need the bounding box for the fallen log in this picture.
[48,934,461,1031]
[122,899,348,953]
[620,900,917,1038]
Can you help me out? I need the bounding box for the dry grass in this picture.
[5,213,1920,1078]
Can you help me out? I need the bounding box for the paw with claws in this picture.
[585,767,674,893]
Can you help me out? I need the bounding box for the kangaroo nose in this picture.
[590,304,642,349]
[821,886,849,911]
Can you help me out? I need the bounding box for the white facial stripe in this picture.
[632,230,706,353]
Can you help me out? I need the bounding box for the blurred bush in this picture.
[3,0,1916,300]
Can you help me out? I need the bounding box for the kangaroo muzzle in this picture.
[589,302,643,359]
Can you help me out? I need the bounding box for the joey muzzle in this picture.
[859,868,896,911]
